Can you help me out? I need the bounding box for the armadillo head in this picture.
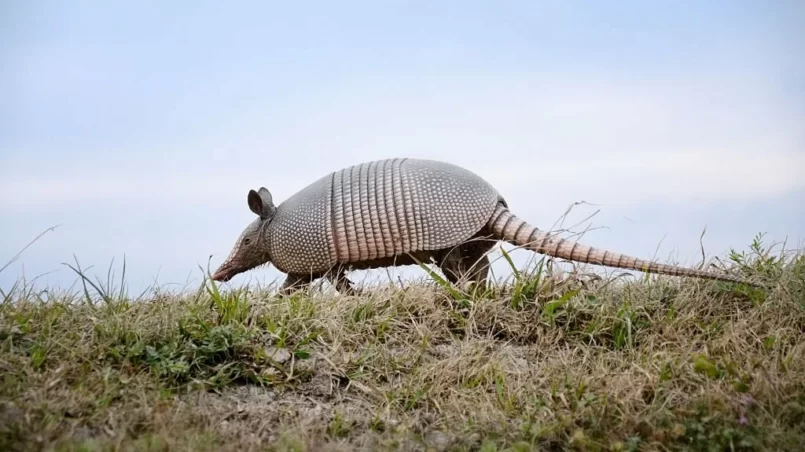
[211,187,277,282]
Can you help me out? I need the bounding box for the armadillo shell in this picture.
[267,158,502,274]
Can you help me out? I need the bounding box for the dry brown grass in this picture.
[1,237,804,451]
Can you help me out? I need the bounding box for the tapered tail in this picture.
[487,205,747,284]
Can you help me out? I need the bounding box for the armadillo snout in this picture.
[212,255,245,281]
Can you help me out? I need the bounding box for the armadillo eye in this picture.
[243,238,252,245]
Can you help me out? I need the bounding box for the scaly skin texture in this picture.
[212,158,751,293]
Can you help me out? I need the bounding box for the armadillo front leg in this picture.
[279,273,314,295]
[326,265,359,296]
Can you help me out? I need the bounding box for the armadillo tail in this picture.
[486,205,748,285]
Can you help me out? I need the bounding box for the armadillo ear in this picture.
[247,187,276,219]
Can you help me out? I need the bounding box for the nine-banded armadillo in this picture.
[212,157,749,293]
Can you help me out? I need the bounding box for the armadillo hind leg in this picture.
[437,237,495,288]
[439,251,491,287]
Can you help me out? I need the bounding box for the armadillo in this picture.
[212,157,749,293]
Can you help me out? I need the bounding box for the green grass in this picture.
[1,236,804,451]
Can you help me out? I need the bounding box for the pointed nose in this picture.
[211,262,235,281]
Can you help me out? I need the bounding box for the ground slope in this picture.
[1,238,803,451]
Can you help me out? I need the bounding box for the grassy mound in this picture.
[1,237,803,451]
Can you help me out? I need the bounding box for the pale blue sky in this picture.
[2,1,803,294]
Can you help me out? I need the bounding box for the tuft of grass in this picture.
[1,236,804,451]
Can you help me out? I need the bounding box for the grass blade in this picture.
[0,225,60,275]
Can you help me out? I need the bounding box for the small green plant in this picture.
[693,354,724,379]
[677,404,761,451]
[326,411,353,438]
[499,247,557,311]
[494,370,518,413]
[540,288,579,324]
[205,279,250,325]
